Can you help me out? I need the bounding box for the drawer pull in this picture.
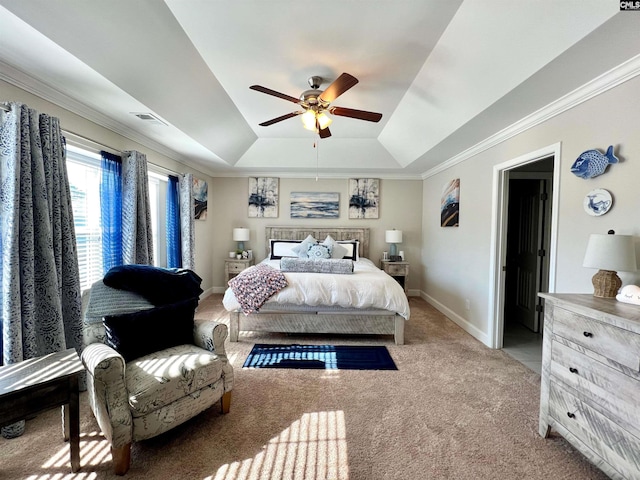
[569,367,578,374]
[583,331,593,338]
[567,412,576,419]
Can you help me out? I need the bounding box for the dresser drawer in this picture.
[227,262,247,273]
[551,340,640,438]
[554,307,640,372]
[385,264,408,276]
[549,382,640,479]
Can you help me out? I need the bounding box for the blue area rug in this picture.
[243,344,398,370]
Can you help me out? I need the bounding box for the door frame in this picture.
[487,142,561,349]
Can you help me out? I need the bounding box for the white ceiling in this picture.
[0,1,637,178]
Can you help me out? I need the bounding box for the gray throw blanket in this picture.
[280,257,354,274]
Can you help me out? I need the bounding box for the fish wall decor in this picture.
[570,145,618,179]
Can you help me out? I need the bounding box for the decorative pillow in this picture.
[103,297,198,362]
[269,240,301,260]
[307,243,332,259]
[85,280,154,323]
[337,240,358,261]
[321,235,349,259]
[291,235,317,258]
[103,265,203,306]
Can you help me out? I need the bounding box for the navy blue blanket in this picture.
[103,265,203,306]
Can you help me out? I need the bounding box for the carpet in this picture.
[243,343,398,370]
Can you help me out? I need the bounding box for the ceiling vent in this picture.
[131,112,167,126]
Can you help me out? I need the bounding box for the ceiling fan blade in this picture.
[250,85,300,104]
[329,106,382,122]
[318,73,359,103]
[258,111,302,126]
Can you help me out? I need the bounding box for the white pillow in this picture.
[291,235,317,258]
[269,240,301,259]
[307,243,332,259]
[321,235,348,259]
[337,240,359,260]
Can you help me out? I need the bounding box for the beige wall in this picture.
[422,73,640,346]
[1,80,218,292]
[210,177,423,292]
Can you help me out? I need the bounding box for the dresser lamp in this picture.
[385,229,403,257]
[582,230,637,298]
[233,228,250,252]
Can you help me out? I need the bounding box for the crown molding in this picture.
[421,54,640,180]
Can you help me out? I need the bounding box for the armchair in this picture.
[81,267,233,475]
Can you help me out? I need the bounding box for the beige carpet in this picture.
[1,295,608,480]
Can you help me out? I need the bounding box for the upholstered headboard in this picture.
[264,226,370,259]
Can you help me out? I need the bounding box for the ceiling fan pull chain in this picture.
[316,137,319,181]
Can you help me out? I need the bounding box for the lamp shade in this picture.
[233,228,250,242]
[583,233,637,272]
[385,230,403,244]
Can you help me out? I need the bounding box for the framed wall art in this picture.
[290,192,339,219]
[193,177,208,220]
[441,179,459,227]
[248,177,279,218]
[348,178,379,219]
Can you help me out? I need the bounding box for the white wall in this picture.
[209,177,423,292]
[422,73,640,346]
[1,80,218,293]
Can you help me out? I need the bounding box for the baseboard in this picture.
[199,287,216,300]
[420,291,491,347]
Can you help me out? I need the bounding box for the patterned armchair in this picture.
[80,268,233,475]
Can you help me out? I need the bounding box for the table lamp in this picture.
[582,230,637,298]
[233,228,250,252]
[385,229,403,258]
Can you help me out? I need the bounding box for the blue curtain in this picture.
[166,175,182,268]
[100,151,123,273]
[0,102,82,438]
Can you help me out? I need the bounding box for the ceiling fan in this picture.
[250,73,382,138]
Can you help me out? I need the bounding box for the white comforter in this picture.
[222,258,410,320]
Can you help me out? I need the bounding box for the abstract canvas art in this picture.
[193,177,208,220]
[441,179,459,227]
[248,177,279,218]
[290,192,339,219]
[348,178,379,219]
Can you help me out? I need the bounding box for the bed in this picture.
[222,226,410,345]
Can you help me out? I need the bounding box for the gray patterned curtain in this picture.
[0,102,82,438]
[121,150,154,265]
[179,172,195,270]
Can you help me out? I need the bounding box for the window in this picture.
[66,145,171,291]
[66,145,103,291]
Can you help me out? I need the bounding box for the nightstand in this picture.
[225,258,255,283]
[380,260,409,293]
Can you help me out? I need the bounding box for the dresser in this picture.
[538,293,640,480]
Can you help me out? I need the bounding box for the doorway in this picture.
[501,162,553,373]
[488,143,561,372]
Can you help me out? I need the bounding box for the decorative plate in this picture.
[583,188,612,216]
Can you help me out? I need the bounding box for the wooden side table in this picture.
[225,257,255,283]
[380,260,409,293]
[0,348,84,472]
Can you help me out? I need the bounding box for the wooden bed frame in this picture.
[228,226,405,345]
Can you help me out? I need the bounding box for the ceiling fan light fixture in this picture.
[316,112,332,130]
[301,110,317,131]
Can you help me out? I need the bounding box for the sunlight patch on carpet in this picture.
[209,411,349,480]
[28,431,109,479]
